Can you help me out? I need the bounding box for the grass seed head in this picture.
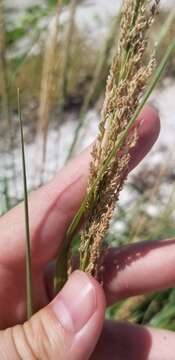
[80,0,160,276]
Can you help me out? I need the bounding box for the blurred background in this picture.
[1,0,175,328]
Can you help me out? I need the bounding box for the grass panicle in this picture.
[76,40,175,276]
[54,0,175,292]
[54,0,174,292]
[74,0,161,277]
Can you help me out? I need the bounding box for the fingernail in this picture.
[52,271,97,333]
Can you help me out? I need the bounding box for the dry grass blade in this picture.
[0,0,10,127]
[60,0,78,108]
[18,89,33,319]
[37,0,61,172]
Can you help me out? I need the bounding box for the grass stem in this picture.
[18,89,33,319]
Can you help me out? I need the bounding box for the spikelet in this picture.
[79,0,160,277]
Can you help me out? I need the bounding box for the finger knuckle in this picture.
[24,310,67,360]
[1,310,69,360]
[3,325,37,360]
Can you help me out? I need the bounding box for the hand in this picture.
[0,105,172,360]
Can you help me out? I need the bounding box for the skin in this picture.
[1,105,175,359]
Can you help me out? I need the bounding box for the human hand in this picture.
[0,105,172,360]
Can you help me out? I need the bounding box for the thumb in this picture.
[0,271,105,360]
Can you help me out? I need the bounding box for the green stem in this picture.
[156,10,175,49]
[18,89,33,319]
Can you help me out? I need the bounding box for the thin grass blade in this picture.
[18,88,33,319]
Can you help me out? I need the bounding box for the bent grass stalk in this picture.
[18,89,33,319]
